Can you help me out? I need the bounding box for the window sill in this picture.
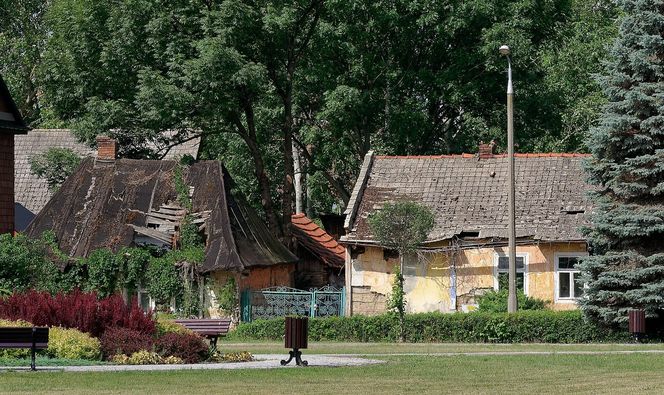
[554,298,579,304]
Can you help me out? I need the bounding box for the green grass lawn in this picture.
[1,353,664,394]
[217,340,664,354]
[0,357,107,367]
[1,343,664,394]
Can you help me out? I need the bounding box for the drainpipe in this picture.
[345,247,352,316]
[449,251,457,312]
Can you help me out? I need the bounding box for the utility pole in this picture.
[500,44,518,313]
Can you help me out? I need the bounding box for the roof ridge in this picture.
[291,213,345,267]
[375,153,590,159]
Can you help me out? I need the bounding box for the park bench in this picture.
[0,327,49,370]
[174,319,231,350]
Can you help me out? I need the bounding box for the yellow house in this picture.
[340,147,591,315]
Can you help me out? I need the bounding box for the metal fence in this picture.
[240,286,345,322]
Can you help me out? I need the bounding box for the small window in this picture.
[556,254,586,301]
[495,254,527,293]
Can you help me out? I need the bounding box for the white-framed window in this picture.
[137,285,155,312]
[555,253,587,302]
[493,252,528,295]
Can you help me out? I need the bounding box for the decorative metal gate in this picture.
[241,286,345,322]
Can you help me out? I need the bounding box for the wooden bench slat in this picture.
[173,319,231,338]
[0,343,48,349]
[0,327,50,370]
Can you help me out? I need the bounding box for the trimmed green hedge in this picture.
[228,311,629,343]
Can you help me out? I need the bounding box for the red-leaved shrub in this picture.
[0,289,155,337]
[155,332,209,363]
[100,327,154,359]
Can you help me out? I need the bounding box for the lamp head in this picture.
[499,45,511,56]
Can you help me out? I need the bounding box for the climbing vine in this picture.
[143,161,207,317]
[216,277,238,314]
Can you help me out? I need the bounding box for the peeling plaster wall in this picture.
[349,242,587,315]
[350,246,452,315]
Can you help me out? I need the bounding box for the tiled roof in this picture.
[343,152,592,244]
[15,130,95,219]
[14,129,201,230]
[26,159,297,271]
[292,213,345,268]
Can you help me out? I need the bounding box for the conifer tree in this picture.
[580,0,664,325]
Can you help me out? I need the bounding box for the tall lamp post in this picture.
[500,45,518,313]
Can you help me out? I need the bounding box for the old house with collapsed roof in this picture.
[26,137,297,314]
[14,129,200,230]
[341,145,591,315]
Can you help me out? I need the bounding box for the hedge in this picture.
[228,310,630,343]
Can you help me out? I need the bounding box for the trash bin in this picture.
[281,316,308,366]
[628,309,646,342]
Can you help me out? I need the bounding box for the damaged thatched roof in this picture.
[26,158,297,272]
[342,151,592,245]
[14,129,201,230]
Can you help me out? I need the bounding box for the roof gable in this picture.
[0,75,28,134]
[343,152,592,244]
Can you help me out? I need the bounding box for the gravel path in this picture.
[4,349,664,372]
[0,354,384,372]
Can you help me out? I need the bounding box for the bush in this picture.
[0,289,156,337]
[477,289,547,313]
[155,320,193,337]
[155,332,209,363]
[110,350,182,365]
[229,311,629,343]
[46,327,101,360]
[100,327,154,359]
[209,351,254,363]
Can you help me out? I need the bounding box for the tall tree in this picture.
[579,0,664,325]
[0,0,49,125]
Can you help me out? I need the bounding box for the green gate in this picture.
[240,286,345,322]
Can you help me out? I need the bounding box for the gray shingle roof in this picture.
[14,129,201,230]
[15,130,95,221]
[342,152,592,244]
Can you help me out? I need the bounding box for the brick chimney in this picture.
[478,140,496,159]
[96,135,117,161]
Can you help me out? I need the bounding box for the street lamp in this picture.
[500,45,518,313]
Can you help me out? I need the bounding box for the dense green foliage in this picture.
[579,0,664,325]
[477,289,547,313]
[229,311,628,343]
[0,232,82,294]
[1,0,618,232]
[28,147,82,191]
[85,247,152,298]
[145,256,183,306]
[215,277,238,315]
